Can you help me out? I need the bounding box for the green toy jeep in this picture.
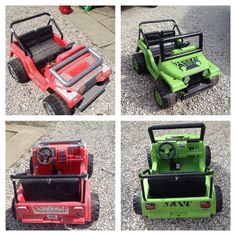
[133,123,223,219]
[132,20,220,108]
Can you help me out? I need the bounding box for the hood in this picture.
[161,52,210,79]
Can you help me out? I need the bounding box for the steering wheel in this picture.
[176,41,190,49]
[158,142,176,160]
[60,42,75,53]
[37,147,55,165]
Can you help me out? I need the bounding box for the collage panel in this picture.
[6,6,115,115]
[121,121,230,230]
[121,6,230,115]
[6,121,115,230]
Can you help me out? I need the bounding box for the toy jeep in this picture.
[132,20,220,108]
[7,12,112,115]
[133,123,223,219]
[10,139,99,224]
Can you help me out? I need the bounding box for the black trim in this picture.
[82,179,87,203]
[209,176,213,198]
[13,181,18,203]
[148,123,206,143]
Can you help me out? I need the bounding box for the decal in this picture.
[174,57,201,71]
[163,201,192,207]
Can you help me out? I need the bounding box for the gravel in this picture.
[5,6,115,115]
[6,121,115,230]
[121,6,230,115]
[121,121,230,230]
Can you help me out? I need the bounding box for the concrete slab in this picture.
[88,6,115,18]
[6,125,45,168]
[102,44,115,63]
[64,7,114,48]
[63,6,115,63]
[101,17,115,33]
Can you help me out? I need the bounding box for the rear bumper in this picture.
[145,210,213,219]
[141,193,216,219]
[181,76,219,100]
[19,216,86,224]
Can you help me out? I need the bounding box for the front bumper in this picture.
[181,76,219,100]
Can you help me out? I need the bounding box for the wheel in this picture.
[30,157,33,174]
[43,93,75,115]
[215,185,223,213]
[132,52,148,74]
[91,193,100,221]
[88,153,94,178]
[11,198,16,219]
[146,148,152,169]
[154,79,177,109]
[205,146,211,166]
[133,189,142,215]
[7,58,30,83]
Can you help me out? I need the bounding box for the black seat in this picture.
[148,174,206,198]
[18,25,62,69]
[161,30,175,38]
[36,26,62,60]
[21,178,80,201]
[144,30,176,59]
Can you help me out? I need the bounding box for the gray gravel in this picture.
[6,121,115,230]
[121,121,230,230]
[121,6,230,115]
[6,6,115,115]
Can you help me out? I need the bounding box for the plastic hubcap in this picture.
[8,65,17,80]
[155,91,163,106]
[44,102,56,115]
[133,58,139,71]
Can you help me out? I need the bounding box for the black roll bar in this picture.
[36,139,82,146]
[148,123,206,143]
[139,169,213,201]
[10,173,88,203]
[10,12,64,55]
[160,31,203,61]
[138,19,181,46]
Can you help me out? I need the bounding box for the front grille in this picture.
[188,72,209,88]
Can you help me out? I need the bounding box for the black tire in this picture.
[7,58,30,83]
[43,93,75,115]
[133,189,142,215]
[146,148,152,169]
[88,153,94,178]
[215,185,223,213]
[30,157,33,174]
[11,198,16,219]
[91,193,100,222]
[132,52,148,74]
[205,146,211,166]
[154,79,177,109]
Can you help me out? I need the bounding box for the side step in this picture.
[77,84,106,111]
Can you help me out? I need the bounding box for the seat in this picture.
[148,174,206,198]
[21,178,80,201]
[36,25,63,60]
[18,25,62,69]
[144,30,176,59]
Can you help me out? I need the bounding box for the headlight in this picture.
[183,76,190,84]
[202,69,209,77]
